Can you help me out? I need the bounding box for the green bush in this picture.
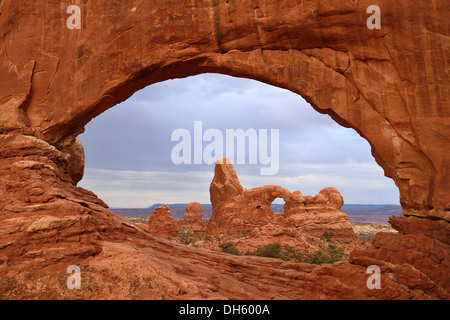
[255,243,283,259]
[219,242,240,255]
[298,244,345,265]
[322,231,334,239]
[178,227,194,245]
[237,230,251,238]
[282,246,302,261]
[254,243,303,261]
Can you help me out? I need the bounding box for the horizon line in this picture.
[110,203,401,209]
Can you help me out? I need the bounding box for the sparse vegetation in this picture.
[297,244,345,265]
[123,215,149,224]
[119,215,385,266]
[246,240,346,264]
[251,243,302,261]
[219,242,240,255]
[178,227,194,245]
[321,231,334,242]
[237,230,251,238]
[255,243,283,259]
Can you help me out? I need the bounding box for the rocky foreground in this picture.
[0,133,448,300]
[128,215,397,264]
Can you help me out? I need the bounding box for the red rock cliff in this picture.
[0,0,448,299]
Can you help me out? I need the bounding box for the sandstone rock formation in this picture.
[210,157,246,208]
[178,202,206,229]
[351,215,450,299]
[0,0,448,300]
[207,158,356,239]
[1,0,448,220]
[148,205,179,238]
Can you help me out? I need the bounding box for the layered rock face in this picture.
[0,0,448,299]
[207,158,356,239]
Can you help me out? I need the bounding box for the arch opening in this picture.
[271,198,286,214]
[77,73,400,225]
[53,47,438,219]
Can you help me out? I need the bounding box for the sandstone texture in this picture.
[148,205,179,238]
[0,0,448,299]
[207,158,356,240]
[0,0,448,219]
[178,202,206,229]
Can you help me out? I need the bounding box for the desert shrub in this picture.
[298,244,345,265]
[178,227,194,245]
[282,246,302,261]
[321,231,335,242]
[255,242,283,259]
[237,230,251,238]
[254,243,302,261]
[219,242,240,255]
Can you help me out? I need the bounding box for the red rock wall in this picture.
[0,0,448,299]
[0,0,448,218]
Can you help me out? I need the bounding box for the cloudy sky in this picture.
[78,73,399,208]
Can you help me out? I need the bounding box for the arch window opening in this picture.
[271,198,286,214]
[78,73,401,227]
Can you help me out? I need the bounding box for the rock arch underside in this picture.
[0,0,448,299]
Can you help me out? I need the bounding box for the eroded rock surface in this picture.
[148,205,179,238]
[0,0,448,300]
[178,202,206,229]
[207,158,356,239]
[1,0,448,219]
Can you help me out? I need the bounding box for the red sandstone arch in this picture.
[1,0,448,219]
[0,0,448,299]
